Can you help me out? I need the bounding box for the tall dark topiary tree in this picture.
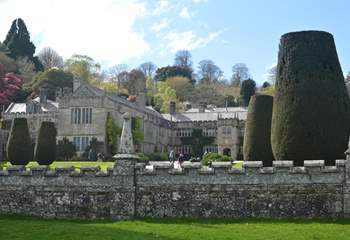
[35,121,57,165]
[243,95,274,166]
[271,31,350,166]
[6,118,33,165]
[240,79,256,106]
[3,18,43,71]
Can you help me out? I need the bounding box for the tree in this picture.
[271,31,350,166]
[3,18,43,71]
[166,76,193,101]
[37,47,64,69]
[15,56,36,83]
[197,59,223,84]
[6,118,33,165]
[0,64,23,108]
[105,112,122,155]
[231,63,250,86]
[265,64,277,84]
[0,53,16,73]
[138,62,157,78]
[153,81,178,112]
[35,122,57,165]
[154,65,193,83]
[188,84,226,107]
[0,42,10,55]
[240,79,256,106]
[132,117,144,152]
[127,69,146,95]
[56,137,76,160]
[105,64,128,83]
[243,95,274,167]
[64,54,102,84]
[174,50,192,69]
[30,68,73,100]
[262,82,271,89]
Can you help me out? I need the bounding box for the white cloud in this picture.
[0,0,149,66]
[151,19,168,32]
[152,0,172,15]
[179,7,192,19]
[192,0,208,4]
[165,31,219,53]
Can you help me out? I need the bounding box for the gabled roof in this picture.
[4,97,58,114]
[73,82,165,118]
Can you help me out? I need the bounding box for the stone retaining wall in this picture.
[0,158,349,219]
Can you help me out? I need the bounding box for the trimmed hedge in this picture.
[6,118,33,165]
[271,31,350,166]
[202,153,231,166]
[35,122,57,165]
[243,94,274,166]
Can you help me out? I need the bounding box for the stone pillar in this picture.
[344,147,350,217]
[231,126,240,160]
[113,112,139,175]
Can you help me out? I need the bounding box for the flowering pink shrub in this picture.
[0,64,23,107]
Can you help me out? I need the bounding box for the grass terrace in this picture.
[0,215,349,240]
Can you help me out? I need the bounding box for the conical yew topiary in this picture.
[35,121,57,165]
[271,31,350,166]
[6,118,33,165]
[243,94,274,166]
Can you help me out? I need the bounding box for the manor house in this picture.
[1,80,247,160]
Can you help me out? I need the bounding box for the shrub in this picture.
[271,31,350,166]
[243,95,274,166]
[6,118,33,165]
[137,153,150,162]
[56,137,76,160]
[35,122,57,165]
[147,152,168,161]
[202,153,231,166]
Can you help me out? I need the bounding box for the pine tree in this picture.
[3,18,43,71]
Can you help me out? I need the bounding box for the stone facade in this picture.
[0,158,348,219]
[1,82,247,159]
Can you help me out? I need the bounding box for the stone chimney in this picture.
[73,78,81,92]
[136,92,146,107]
[169,101,176,115]
[198,102,206,113]
[39,88,48,105]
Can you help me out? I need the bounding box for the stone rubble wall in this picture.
[0,159,348,219]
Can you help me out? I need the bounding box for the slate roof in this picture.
[4,97,59,114]
[162,107,247,122]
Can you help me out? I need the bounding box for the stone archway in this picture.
[223,148,231,156]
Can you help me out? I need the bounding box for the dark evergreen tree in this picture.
[6,118,33,165]
[154,65,194,84]
[243,95,274,166]
[240,79,256,106]
[56,137,76,160]
[35,122,57,165]
[3,18,43,71]
[271,31,350,166]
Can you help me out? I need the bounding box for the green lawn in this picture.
[0,215,349,240]
[0,161,114,172]
[0,161,243,172]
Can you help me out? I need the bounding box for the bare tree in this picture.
[264,64,277,84]
[38,47,64,69]
[231,63,250,86]
[197,59,223,84]
[15,56,36,83]
[174,50,192,69]
[138,62,157,78]
[106,64,128,82]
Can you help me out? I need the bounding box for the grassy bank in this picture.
[0,215,349,240]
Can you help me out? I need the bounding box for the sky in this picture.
[0,0,349,85]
